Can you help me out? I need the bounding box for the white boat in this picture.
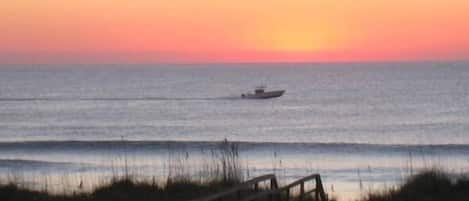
[241,86,285,99]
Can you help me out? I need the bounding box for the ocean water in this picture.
[1,62,469,200]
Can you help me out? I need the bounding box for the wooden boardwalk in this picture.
[191,174,328,201]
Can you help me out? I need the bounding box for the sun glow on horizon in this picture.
[1,0,469,64]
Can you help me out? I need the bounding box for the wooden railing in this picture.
[190,174,279,201]
[279,174,327,201]
[191,174,327,201]
[238,174,327,201]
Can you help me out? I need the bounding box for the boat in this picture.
[241,86,285,99]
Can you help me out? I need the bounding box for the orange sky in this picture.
[1,0,469,63]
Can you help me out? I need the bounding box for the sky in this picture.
[1,0,469,64]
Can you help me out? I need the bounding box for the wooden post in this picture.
[286,188,290,201]
[316,176,326,201]
[300,182,305,201]
[271,178,278,189]
[272,178,280,201]
[315,181,319,201]
[269,179,274,201]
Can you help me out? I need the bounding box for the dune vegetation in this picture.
[360,170,469,201]
[1,139,468,201]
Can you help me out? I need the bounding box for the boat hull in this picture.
[241,90,285,99]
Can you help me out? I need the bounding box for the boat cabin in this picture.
[255,86,266,94]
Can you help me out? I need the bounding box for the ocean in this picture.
[1,62,468,200]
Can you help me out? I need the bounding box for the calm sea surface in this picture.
[1,63,469,200]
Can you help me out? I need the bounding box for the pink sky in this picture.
[1,0,469,64]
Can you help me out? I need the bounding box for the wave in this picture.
[1,140,468,154]
[0,159,73,167]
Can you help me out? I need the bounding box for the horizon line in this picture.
[1,59,468,66]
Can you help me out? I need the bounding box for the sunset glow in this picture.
[1,0,469,63]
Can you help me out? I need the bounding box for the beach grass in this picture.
[0,177,238,201]
[0,139,245,201]
[3,169,467,201]
[2,138,467,201]
[360,170,469,201]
